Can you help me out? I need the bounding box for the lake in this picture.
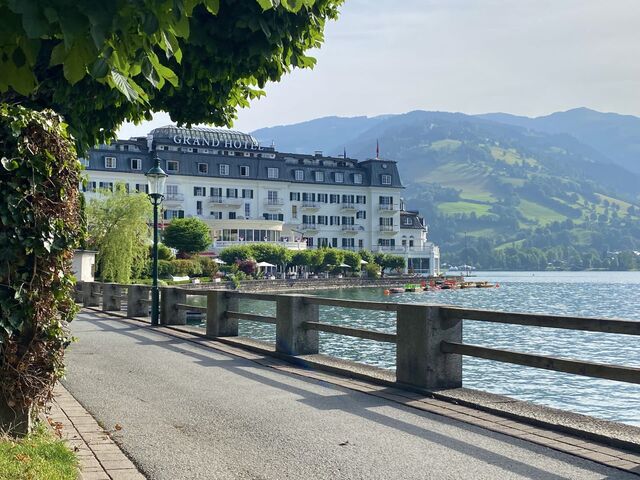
[198,271,640,426]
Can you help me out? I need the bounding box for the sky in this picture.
[117,0,640,138]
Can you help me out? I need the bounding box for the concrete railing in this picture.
[75,282,640,392]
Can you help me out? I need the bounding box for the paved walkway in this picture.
[62,311,639,479]
[47,384,145,479]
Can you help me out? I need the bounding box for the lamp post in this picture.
[145,154,168,326]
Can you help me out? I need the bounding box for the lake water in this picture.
[198,271,640,426]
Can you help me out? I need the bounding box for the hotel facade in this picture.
[82,126,440,275]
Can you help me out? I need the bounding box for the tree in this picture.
[248,244,291,269]
[343,251,362,272]
[0,0,343,151]
[1,0,342,434]
[375,253,405,276]
[323,248,345,268]
[87,183,152,283]
[219,245,253,265]
[163,218,212,256]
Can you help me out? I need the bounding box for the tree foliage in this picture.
[162,217,212,255]
[0,0,343,151]
[0,105,82,412]
[86,184,151,283]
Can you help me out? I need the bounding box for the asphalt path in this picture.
[62,311,635,480]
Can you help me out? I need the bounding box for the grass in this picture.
[437,201,492,216]
[518,199,567,225]
[0,424,78,480]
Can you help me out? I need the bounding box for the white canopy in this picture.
[360,259,368,265]
[213,258,226,264]
[338,263,351,268]
[256,261,276,267]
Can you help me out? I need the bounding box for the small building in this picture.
[71,250,97,282]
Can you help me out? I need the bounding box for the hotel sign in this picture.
[172,135,264,150]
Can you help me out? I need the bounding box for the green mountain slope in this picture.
[252,110,640,269]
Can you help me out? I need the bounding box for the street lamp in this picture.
[145,154,168,326]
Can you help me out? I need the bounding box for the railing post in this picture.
[396,305,462,390]
[160,287,187,325]
[101,283,121,311]
[127,285,148,317]
[206,291,238,337]
[74,281,84,303]
[275,294,319,356]
[83,282,100,307]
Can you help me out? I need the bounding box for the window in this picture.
[82,181,96,192]
[226,188,238,198]
[130,158,141,170]
[381,174,392,185]
[317,238,329,248]
[228,212,236,219]
[263,213,284,221]
[356,211,366,219]
[334,172,344,183]
[358,239,364,248]
[240,165,250,177]
[317,215,328,225]
[219,164,229,176]
[330,216,340,226]
[166,160,179,172]
[159,145,169,151]
[99,181,113,191]
[317,193,328,203]
[210,187,222,197]
[196,201,203,216]
[166,184,179,197]
[267,191,279,204]
[193,186,206,197]
[135,183,148,194]
[378,238,395,247]
[163,210,184,219]
[292,205,298,219]
[342,194,355,203]
[242,189,253,199]
[403,216,414,226]
[331,238,338,248]
[267,167,279,179]
[302,192,314,202]
[244,203,251,218]
[104,156,116,169]
[353,173,363,184]
[210,211,222,219]
[379,195,393,205]
[290,192,300,201]
[198,163,208,174]
[356,195,366,204]
[342,238,355,248]
[294,170,304,181]
[342,216,354,225]
[314,171,324,182]
[329,194,340,204]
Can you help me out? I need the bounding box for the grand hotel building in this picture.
[82,126,440,275]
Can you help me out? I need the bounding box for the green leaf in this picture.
[109,69,139,102]
[256,0,274,10]
[204,0,220,14]
[63,51,87,84]
[49,42,66,66]
[1,157,21,171]
[90,57,109,79]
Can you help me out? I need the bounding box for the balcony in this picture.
[163,193,184,204]
[299,223,318,233]
[378,203,398,214]
[301,201,320,211]
[340,202,357,212]
[264,199,284,210]
[372,244,435,255]
[209,196,243,208]
[212,240,307,251]
[341,224,364,234]
[378,224,398,234]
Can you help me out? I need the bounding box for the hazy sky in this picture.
[117,0,640,138]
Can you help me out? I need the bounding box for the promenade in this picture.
[61,311,638,479]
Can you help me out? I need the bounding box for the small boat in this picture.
[388,287,405,294]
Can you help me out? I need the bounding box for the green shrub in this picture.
[157,260,173,278]
[364,263,381,279]
[171,259,202,276]
[194,256,218,277]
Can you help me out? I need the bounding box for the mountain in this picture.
[477,108,640,174]
[252,110,640,269]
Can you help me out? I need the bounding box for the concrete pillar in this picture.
[74,281,84,303]
[160,287,187,325]
[101,283,122,311]
[82,282,100,307]
[206,291,238,337]
[396,305,462,390]
[275,294,319,356]
[127,285,148,317]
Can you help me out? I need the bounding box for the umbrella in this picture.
[338,263,351,268]
[360,259,368,265]
[256,261,275,267]
[213,258,226,264]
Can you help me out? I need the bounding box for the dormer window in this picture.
[104,156,116,169]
